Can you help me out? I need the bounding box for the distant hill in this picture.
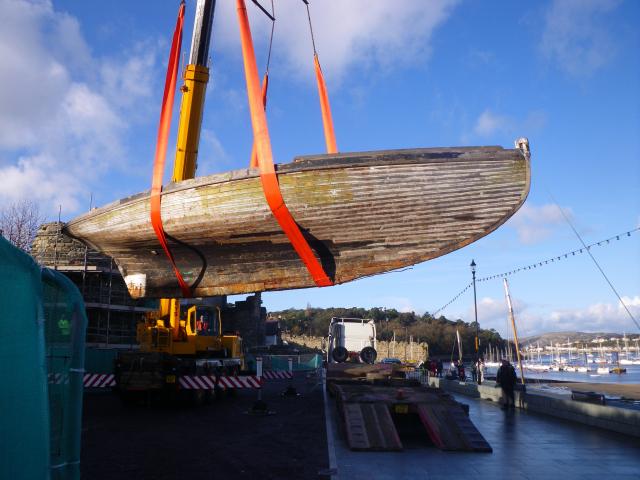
[520,331,632,346]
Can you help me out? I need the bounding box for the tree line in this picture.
[270,306,506,356]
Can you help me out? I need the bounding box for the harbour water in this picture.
[484,360,640,385]
[518,364,640,384]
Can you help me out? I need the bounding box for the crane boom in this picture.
[173,0,216,182]
[159,0,216,334]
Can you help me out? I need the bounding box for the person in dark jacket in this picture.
[496,359,517,409]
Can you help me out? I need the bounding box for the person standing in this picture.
[496,359,517,409]
[427,359,434,377]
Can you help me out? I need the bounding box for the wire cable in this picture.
[432,282,472,317]
[265,0,275,74]
[547,192,639,332]
[250,0,275,21]
[303,0,318,55]
[477,227,638,282]
[432,225,638,320]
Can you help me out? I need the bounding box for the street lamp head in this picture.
[470,259,476,273]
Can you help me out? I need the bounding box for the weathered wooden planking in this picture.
[64,143,530,298]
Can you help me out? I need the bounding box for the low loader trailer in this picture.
[326,363,492,452]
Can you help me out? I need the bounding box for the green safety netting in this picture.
[0,236,86,480]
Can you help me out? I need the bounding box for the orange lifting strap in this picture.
[314,54,337,154]
[149,2,192,298]
[304,0,338,153]
[249,73,269,168]
[236,0,333,287]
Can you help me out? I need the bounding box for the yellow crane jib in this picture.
[173,64,210,182]
[161,0,214,341]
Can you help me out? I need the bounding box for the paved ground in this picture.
[81,373,640,479]
[328,391,640,480]
[81,373,329,480]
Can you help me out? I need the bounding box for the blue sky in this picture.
[0,0,638,336]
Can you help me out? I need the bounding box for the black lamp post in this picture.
[471,259,481,384]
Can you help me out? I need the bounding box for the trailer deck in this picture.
[326,363,491,453]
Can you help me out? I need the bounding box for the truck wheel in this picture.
[360,347,377,364]
[332,346,349,363]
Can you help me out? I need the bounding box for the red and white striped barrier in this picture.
[48,372,116,388]
[179,375,261,390]
[48,373,68,385]
[262,371,293,380]
[179,375,217,390]
[84,373,116,388]
[48,371,289,389]
[218,375,261,389]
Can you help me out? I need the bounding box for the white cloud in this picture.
[471,109,546,139]
[379,296,417,314]
[453,294,538,338]
[214,0,459,84]
[0,0,462,216]
[546,296,640,333]
[0,154,81,211]
[99,43,158,111]
[470,294,640,337]
[540,0,621,76]
[197,128,232,174]
[0,0,161,215]
[475,295,525,325]
[507,203,572,244]
[473,110,508,137]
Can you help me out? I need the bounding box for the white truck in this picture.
[327,317,377,364]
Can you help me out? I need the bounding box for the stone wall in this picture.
[31,222,111,268]
[282,333,429,363]
[223,293,267,349]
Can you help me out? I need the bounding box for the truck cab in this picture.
[327,317,377,364]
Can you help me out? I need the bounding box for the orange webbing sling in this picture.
[149,2,192,297]
[314,54,337,154]
[249,73,269,168]
[236,0,333,287]
[304,0,338,154]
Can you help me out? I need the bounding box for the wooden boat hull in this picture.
[64,144,531,298]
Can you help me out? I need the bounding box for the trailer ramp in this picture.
[343,402,402,451]
[418,403,492,452]
[333,383,491,453]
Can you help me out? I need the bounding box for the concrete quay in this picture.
[428,377,640,438]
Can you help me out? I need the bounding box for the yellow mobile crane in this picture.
[115,0,243,404]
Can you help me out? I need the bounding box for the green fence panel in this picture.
[42,269,87,480]
[247,354,322,372]
[0,237,87,480]
[84,347,118,374]
[0,237,51,480]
